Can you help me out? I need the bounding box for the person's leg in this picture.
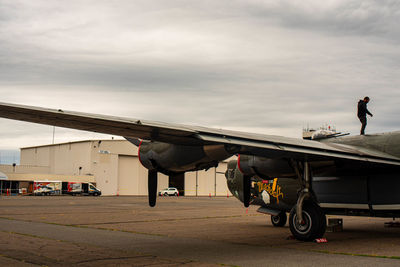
[359,117,367,135]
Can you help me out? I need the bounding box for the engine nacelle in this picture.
[225,159,299,211]
[138,141,232,174]
[238,154,296,179]
[225,160,247,203]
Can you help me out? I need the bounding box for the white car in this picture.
[158,187,179,196]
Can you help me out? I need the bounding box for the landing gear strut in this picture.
[289,161,326,241]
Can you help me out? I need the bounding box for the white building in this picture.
[12,139,232,196]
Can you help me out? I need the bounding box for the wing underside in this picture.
[1,102,399,166]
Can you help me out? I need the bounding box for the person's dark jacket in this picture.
[357,100,372,118]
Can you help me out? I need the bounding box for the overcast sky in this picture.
[0,0,399,150]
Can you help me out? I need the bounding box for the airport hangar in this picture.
[0,139,232,196]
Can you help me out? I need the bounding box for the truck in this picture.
[62,182,101,196]
[33,181,62,196]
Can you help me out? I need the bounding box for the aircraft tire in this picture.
[315,203,327,238]
[271,211,287,227]
[289,201,324,241]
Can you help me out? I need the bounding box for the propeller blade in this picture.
[148,170,157,207]
[243,175,251,207]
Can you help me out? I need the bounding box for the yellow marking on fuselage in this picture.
[272,178,277,192]
[257,179,284,204]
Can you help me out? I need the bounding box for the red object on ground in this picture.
[315,238,328,243]
[227,193,229,198]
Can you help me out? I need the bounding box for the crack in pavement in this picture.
[74,214,262,226]
[2,216,400,263]
[74,255,155,264]
[0,214,262,227]
[0,248,59,266]
[0,230,207,267]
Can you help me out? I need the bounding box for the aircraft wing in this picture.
[1,102,400,166]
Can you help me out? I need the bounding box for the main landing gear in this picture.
[289,201,326,241]
[289,161,326,241]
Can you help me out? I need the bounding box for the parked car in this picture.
[158,187,179,196]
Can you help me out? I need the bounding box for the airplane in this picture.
[0,101,400,241]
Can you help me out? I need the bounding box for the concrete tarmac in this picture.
[1,196,400,266]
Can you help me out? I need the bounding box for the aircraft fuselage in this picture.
[227,131,400,218]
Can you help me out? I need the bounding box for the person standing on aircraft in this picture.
[357,96,373,135]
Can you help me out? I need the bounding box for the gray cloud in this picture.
[242,1,400,41]
[0,0,399,149]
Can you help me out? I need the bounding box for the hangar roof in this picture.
[20,138,125,150]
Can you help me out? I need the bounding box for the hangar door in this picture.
[118,155,146,195]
